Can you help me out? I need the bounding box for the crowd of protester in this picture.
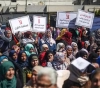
[0,23,100,88]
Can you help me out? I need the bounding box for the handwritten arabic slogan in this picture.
[56,12,77,28]
[9,16,32,35]
[75,10,94,29]
[33,16,46,32]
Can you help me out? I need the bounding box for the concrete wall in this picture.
[0,13,48,23]
[0,0,73,6]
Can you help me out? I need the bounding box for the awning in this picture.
[17,5,46,12]
[17,5,25,12]
[47,5,83,12]
[84,5,100,11]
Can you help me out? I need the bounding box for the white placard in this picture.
[56,12,77,28]
[33,15,46,32]
[9,15,32,34]
[75,10,94,29]
[71,57,90,71]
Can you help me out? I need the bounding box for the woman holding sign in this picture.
[39,29,56,53]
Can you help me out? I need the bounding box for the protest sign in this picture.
[56,12,77,28]
[91,17,100,31]
[33,16,46,32]
[71,57,90,72]
[9,15,32,34]
[75,10,94,29]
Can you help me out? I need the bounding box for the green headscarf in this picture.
[25,44,36,57]
[0,61,16,88]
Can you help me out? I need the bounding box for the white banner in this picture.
[75,10,94,29]
[91,17,100,31]
[56,12,77,28]
[33,16,46,32]
[9,16,32,34]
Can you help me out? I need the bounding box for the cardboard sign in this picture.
[71,57,90,71]
[9,15,32,34]
[56,12,77,28]
[75,10,94,29]
[33,16,46,32]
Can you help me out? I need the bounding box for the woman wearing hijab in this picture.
[17,51,29,85]
[95,29,100,46]
[0,30,12,55]
[90,43,98,53]
[95,47,100,57]
[21,31,35,46]
[84,41,90,52]
[56,29,72,45]
[76,50,88,60]
[54,28,60,40]
[45,51,54,68]
[56,29,67,41]
[81,29,89,41]
[90,68,100,88]
[0,55,8,64]
[62,31,72,45]
[51,52,69,70]
[88,52,99,68]
[0,61,22,88]
[17,51,28,69]
[25,44,36,57]
[11,45,20,54]
[39,44,49,67]
[56,42,65,52]
[66,45,75,62]
[24,66,43,88]
[96,47,100,66]
[39,29,56,53]
[9,50,18,63]
[71,42,78,57]
[0,55,24,87]
[28,54,39,71]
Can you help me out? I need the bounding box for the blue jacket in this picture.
[97,56,100,65]
[39,39,56,52]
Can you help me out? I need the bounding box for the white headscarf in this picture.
[85,41,90,45]
[66,45,72,50]
[57,43,65,52]
[41,44,49,51]
[41,29,55,45]
[71,42,77,48]
[71,42,78,56]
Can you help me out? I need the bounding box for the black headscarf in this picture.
[44,50,54,62]
[17,51,28,68]
[28,54,39,70]
[76,51,87,58]
[88,52,98,63]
